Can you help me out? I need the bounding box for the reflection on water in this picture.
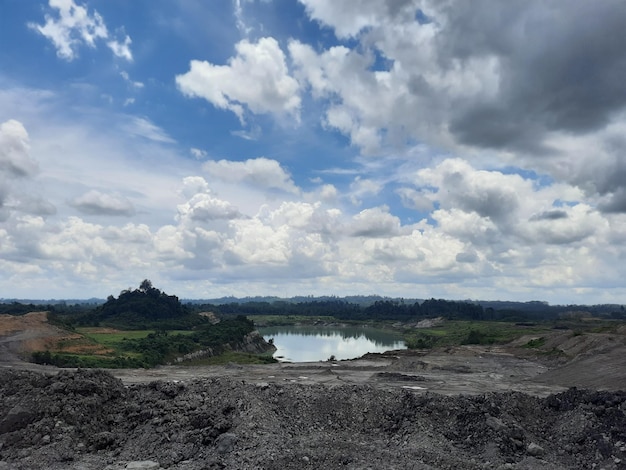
[258,325,406,362]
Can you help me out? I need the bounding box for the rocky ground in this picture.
[0,367,625,470]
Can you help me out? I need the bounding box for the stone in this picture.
[527,442,545,456]
[126,461,160,469]
[215,432,238,454]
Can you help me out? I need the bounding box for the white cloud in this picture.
[190,148,207,160]
[176,178,242,222]
[120,71,144,89]
[349,176,383,205]
[0,120,38,177]
[396,187,433,212]
[0,119,55,222]
[176,37,301,122]
[70,190,135,216]
[124,117,175,143]
[29,0,132,61]
[348,206,401,238]
[108,35,133,61]
[298,0,419,38]
[204,157,299,194]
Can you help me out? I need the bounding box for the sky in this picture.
[1,0,625,304]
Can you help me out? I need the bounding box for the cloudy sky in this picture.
[1,0,625,303]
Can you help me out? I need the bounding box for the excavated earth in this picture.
[0,365,624,469]
[1,319,625,469]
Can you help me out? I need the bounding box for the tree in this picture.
[139,279,153,292]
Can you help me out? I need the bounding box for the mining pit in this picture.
[0,316,625,469]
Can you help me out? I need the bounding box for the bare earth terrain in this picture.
[0,314,625,469]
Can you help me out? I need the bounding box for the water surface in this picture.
[258,325,406,362]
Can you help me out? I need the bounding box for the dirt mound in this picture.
[509,329,626,391]
[0,312,74,360]
[0,369,624,470]
[0,313,111,360]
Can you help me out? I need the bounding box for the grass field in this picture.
[76,327,195,351]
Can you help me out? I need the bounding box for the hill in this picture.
[75,280,208,330]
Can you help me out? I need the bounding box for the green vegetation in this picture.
[403,321,551,349]
[181,350,277,366]
[5,281,625,367]
[27,280,274,368]
[68,279,209,330]
[31,351,145,368]
[32,315,259,368]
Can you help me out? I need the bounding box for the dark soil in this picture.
[0,369,625,469]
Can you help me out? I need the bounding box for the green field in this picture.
[77,328,194,351]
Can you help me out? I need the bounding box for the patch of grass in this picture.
[32,351,146,368]
[78,328,155,348]
[77,328,194,351]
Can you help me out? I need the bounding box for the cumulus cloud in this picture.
[529,210,568,222]
[176,37,301,122]
[69,190,135,216]
[417,159,526,224]
[0,120,55,220]
[29,0,133,61]
[0,120,38,177]
[177,177,242,222]
[349,206,402,238]
[203,157,299,194]
[13,196,57,217]
[297,0,626,150]
[293,0,626,213]
[299,0,420,38]
[349,177,383,205]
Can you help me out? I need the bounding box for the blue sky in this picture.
[1,0,626,303]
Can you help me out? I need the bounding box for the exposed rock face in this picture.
[227,330,276,354]
[173,330,275,363]
[0,369,625,470]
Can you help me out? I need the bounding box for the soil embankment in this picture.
[0,368,625,470]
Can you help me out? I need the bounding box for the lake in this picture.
[257,325,406,362]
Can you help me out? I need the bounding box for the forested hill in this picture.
[193,298,625,322]
[67,280,209,330]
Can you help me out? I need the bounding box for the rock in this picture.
[215,432,238,454]
[486,415,507,432]
[126,461,161,469]
[527,442,545,456]
[91,431,117,450]
[0,405,36,433]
